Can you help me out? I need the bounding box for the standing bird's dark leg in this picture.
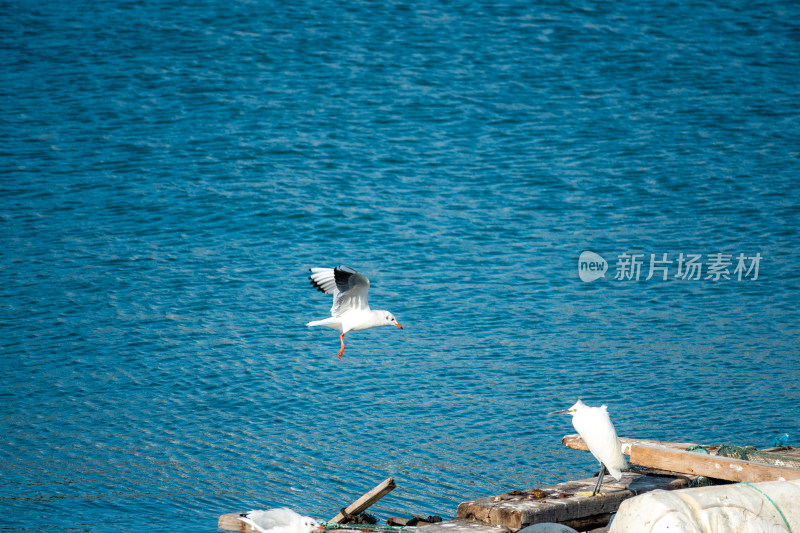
[591,463,606,496]
[338,333,345,359]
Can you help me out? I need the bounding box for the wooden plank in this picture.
[329,477,397,524]
[561,434,714,456]
[629,444,800,483]
[456,473,687,531]
[564,434,798,460]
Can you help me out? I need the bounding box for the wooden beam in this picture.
[629,444,800,483]
[561,434,713,456]
[329,477,397,524]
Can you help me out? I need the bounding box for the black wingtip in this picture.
[309,278,327,294]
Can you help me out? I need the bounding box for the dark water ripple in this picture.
[2,0,800,531]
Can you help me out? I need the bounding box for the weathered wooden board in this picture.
[629,444,800,483]
[561,434,714,456]
[330,477,397,523]
[563,435,800,462]
[456,473,688,531]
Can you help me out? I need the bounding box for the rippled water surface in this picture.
[2,1,799,531]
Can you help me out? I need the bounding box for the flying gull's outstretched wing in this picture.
[309,265,370,316]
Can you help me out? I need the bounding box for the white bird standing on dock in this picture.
[307,265,402,359]
[552,400,628,496]
[238,508,322,533]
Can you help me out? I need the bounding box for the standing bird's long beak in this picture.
[395,323,403,329]
[550,409,570,415]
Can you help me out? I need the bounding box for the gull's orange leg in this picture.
[338,332,345,359]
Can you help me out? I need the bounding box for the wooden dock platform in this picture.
[456,472,688,531]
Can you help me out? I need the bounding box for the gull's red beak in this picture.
[396,323,403,329]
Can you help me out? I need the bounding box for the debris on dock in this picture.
[417,519,510,533]
[387,515,442,527]
[220,478,397,533]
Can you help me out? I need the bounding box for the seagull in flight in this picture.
[307,265,402,359]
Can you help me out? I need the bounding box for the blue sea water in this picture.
[1,0,799,531]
